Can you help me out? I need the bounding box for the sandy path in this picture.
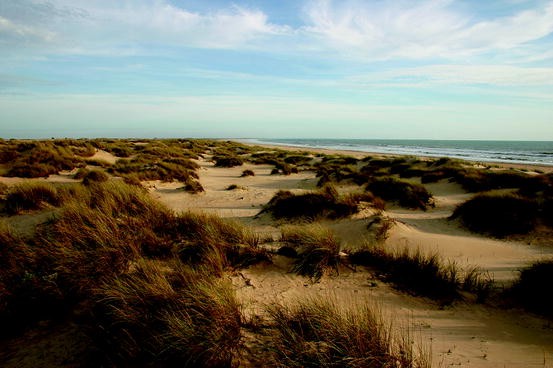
[152,159,317,218]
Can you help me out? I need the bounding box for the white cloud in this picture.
[350,64,553,86]
[0,15,56,43]
[303,0,553,59]
[0,0,287,53]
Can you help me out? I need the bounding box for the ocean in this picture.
[248,139,553,166]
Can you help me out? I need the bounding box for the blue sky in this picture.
[1,0,552,139]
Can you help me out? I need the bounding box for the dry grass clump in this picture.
[366,177,434,210]
[262,185,362,221]
[507,260,553,318]
[92,139,135,157]
[349,245,492,303]
[450,192,538,237]
[267,296,427,368]
[81,169,109,185]
[280,224,341,281]
[174,212,270,272]
[92,259,242,367]
[3,141,85,178]
[4,181,62,214]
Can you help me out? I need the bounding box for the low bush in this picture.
[92,260,242,367]
[214,155,243,168]
[450,193,538,237]
[281,224,341,281]
[508,260,553,318]
[262,186,360,221]
[267,297,426,368]
[367,177,434,210]
[82,169,109,185]
[241,169,255,177]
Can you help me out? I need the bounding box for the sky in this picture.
[0,0,552,140]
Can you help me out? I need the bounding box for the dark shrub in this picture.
[263,188,358,221]
[367,177,433,210]
[509,261,553,318]
[241,169,255,177]
[214,155,243,168]
[451,193,538,237]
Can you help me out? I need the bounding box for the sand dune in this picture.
[154,151,553,368]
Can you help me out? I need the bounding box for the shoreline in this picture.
[237,140,553,173]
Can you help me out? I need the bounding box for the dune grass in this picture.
[281,224,341,281]
[81,169,109,185]
[4,181,63,214]
[3,141,85,178]
[92,259,242,367]
[267,296,429,368]
[349,245,493,303]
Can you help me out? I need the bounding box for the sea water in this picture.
[249,139,553,166]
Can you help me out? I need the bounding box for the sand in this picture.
[150,146,553,368]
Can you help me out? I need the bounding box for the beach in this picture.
[1,139,553,367]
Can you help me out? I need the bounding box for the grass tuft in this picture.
[4,181,62,214]
[267,296,428,368]
[92,259,242,367]
[281,224,341,281]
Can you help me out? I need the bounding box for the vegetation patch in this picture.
[349,245,492,303]
[507,260,553,318]
[4,181,62,214]
[366,177,434,210]
[280,224,341,281]
[451,192,539,237]
[241,169,255,177]
[92,260,242,367]
[262,185,362,221]
[267,297,427,368]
